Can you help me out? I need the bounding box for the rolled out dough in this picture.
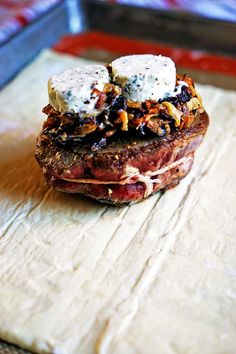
[0,50,236,354]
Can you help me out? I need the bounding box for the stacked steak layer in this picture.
[35,111,209,204]
[35,54,209,204]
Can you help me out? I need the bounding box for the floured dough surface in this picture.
[0,50,236,354]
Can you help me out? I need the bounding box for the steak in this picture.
[35,55,209,205]
[35,111,209,205]
[47,154,194,205]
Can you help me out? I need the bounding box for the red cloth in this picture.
[0,0,62,44]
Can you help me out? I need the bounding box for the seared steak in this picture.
[35,55,209,205]
[35,111,209,204]
[47,154,194,205]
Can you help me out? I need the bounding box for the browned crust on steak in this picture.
[35,111,209,182]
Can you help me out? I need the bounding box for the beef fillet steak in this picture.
[35,54,209,205]
[35,111,209,205]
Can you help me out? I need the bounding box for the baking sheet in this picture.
[0,50,236,354]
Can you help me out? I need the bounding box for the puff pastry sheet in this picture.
[0,51,236,354]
